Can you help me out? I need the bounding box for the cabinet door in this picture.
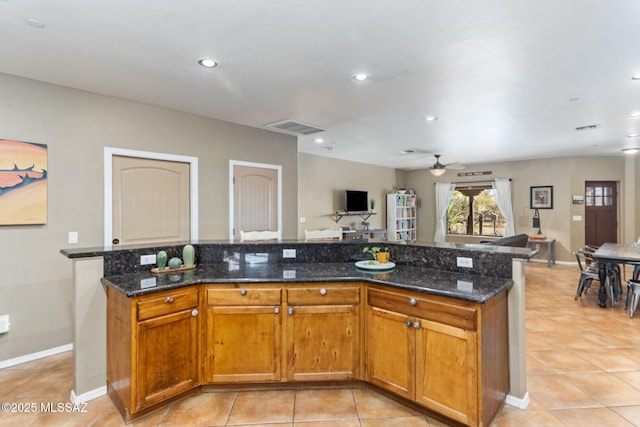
[136,308,199,410]
[415,319,478,426]
[206,305,282,383]
[286,304,360,381]
[365,306,414,399]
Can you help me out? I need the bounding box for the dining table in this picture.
[593,242,640,308]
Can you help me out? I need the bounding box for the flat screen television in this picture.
[345,190,368,212]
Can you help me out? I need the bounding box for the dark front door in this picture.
[584,181,617,246]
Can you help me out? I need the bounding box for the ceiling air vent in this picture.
[575,124,600,131]
[265,120,325,135]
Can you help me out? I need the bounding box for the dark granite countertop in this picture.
[101,262,513,304]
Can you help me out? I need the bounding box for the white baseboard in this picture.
[0,343,73,369]
[506,392,530,409]
[70,386,107,403]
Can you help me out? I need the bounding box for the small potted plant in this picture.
[363,246,390,264]
[361,220,370,230]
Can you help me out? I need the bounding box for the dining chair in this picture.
[240,230,280,241]
[304,229,343,241]
[627,280,640,318]
[574,248,600,300]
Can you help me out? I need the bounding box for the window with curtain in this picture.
[446,186,506,237]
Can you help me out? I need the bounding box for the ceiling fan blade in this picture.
[446,163,466,170]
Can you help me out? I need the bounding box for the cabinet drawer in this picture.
[368,288,476,331]
[137,289,199,321]
[207,287,281,306]
[287,286,360,305]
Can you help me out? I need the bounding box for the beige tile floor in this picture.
[2,262,640,426]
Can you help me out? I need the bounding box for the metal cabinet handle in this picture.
[406,321,413,327]
[288,307,294,315]
[274,307,280,314]
[320,288,327,296]
[240,289,247,296]
[192,309,199,317]
[165,296,174,303]
[413,322,421,329]
[409,298,417,306]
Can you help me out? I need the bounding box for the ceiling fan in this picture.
[429,154,465,176]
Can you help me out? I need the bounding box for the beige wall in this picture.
[297,153,405,237]
[0,73,297,360]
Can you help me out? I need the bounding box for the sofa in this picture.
[480,233,530,248]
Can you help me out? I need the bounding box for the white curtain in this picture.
[434,182,455,242]
[493,178,515,236]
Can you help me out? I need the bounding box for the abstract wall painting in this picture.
[0,139,48,225]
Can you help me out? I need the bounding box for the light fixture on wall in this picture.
[532,208,542,235]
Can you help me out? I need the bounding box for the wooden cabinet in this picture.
[204,286,282,383]
[205,283,362,383]
[366,286,506,427]
[285,284,361,381]
[107,286,200,420]
[107,280,507,426]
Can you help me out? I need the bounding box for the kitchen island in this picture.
[64,240,531,427]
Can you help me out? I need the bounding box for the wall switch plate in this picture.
[572,215,582,221]
[0,315,10,334]
[140,254,156,265]
[456,257,473,268]
[299,217,306,223]
[283,270,296,279]
[283,249,296,258]
[68,231,78,244]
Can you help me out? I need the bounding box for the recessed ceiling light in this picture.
[400,149,415,154]
[631,75,640,80]
[314,138,324,144]
[24,18,45,29]
[630,112,640,118]
[424,116,438,122]
[352,73,370,81]
[622,147,640,154]
[569,97,580,102]
[198,58,219,69]
[628,134,640,138]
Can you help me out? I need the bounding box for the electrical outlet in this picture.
[456,257,473,268]
[140,254,156,265]
[68,231,78,244]
[0,315,10,334]
[283,270,296,279]
[283,249,296,258]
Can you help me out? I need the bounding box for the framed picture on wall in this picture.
[530,185,553,209]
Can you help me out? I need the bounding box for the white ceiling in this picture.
[1,0,639,170]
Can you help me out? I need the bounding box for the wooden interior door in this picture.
[112,156,190,246]
[232,164,278,240]
[585,181,617,246]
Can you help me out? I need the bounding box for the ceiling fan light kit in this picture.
[428,154,464,176]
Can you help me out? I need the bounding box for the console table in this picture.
[342,228,387,240]
[527,238,556,267]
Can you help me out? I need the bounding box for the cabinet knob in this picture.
[320,288,327,296]
[413,322,421,329]
[274,307,280,314]
[191,309,199,317]
[165,296,174,303]
[409,298,417,306]
[406,321,413,328]
[288,307,294,316]
[240,289,247,296]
